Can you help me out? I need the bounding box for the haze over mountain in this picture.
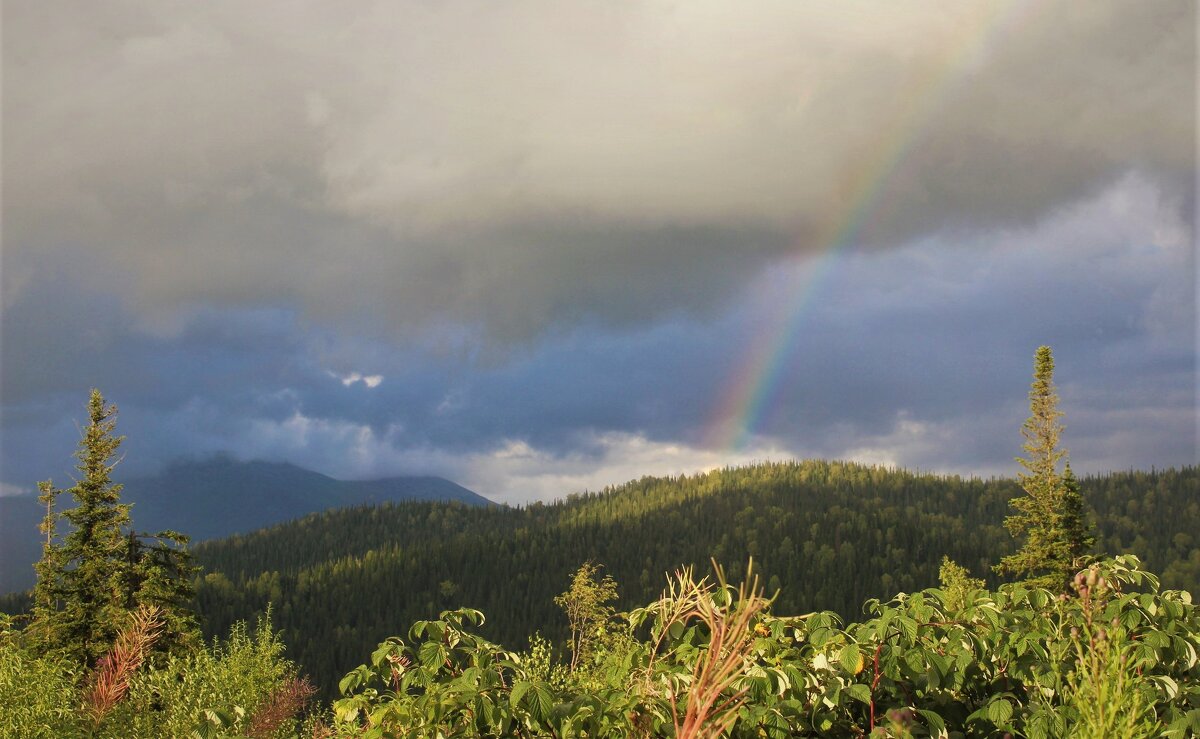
[0,456,489,594]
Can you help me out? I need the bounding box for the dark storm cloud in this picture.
[3,2,1193,343]
[744,178,1195,474]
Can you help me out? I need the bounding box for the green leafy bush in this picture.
[0,615,85,738]
[332,556,1200,738]
[0,611,307,738]
[106,612,302,737]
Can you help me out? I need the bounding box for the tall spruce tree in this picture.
[28,390,200,663]
[36,389,133,663]
[995,346,1094,590]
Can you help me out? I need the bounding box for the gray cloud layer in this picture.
[5,1,1194,344]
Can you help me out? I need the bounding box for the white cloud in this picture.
[455,432,793,504]
[243,412,403,475]
[0,482,29,497]
[331,371,384,389]
[836,413,1013,480]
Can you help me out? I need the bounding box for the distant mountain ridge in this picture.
[0,457,490,594]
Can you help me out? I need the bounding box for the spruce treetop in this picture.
[996,346,1095,591]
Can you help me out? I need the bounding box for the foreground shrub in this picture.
[333,556,1200,738]
[0,611,308,738]
[0,614,85,737]
[106,612,305,737]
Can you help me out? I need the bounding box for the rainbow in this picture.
[704,1,1028,451]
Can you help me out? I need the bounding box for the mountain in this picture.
[179,461,1198,698]
[0,457,490,594]
[121,457,490,540]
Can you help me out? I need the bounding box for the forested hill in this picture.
[187,460,1199,698]
[0,457,489,593]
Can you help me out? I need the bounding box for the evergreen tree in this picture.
[52,390,133,663]
[938,556,984,612]
[27,390,200,663]
[1057,463,1095,572]
[124,529,201,658]
[996,346,1094,590]
[28,480,65,642]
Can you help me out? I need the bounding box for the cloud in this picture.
[728,174,1196,470]
[0,482,27,497]
[146,410,802,504]
[455,432,797,504]
[333,372,384,389]
[1,176,1192,500]
[3,1,1193,344]
[0,6,1193,502]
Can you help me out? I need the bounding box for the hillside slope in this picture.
[186,461,1199,697]
[0,457,489,593]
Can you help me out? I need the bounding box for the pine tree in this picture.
[938,556,984,612]
[1057,463,1095,574]
[124,529,201,659]
[51,390,134,663]
[27,389,200,663]
[28,480,65,643]
[995,346,1094,590]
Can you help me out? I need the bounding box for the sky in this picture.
[1,1,1196,504]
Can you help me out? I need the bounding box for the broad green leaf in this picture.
[510,679,532,709]
[986,698,1013,726]
[1151,675,1179,700]
[844,683,871,704]
[917,708,946,737]
[839,643,864,675]
[419,641,448,671]
[339,668,363,696]
[531,683,555,722]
